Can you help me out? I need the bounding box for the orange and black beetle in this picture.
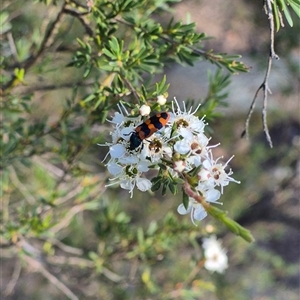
[129,112,170,150]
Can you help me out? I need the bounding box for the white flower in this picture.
[196,168,215,191]
[202,235,228,273]
[139,104,151,116]
[101,98,239,202]
[177,188,220,225]
[157,95,167,105]
[106,160,152,198]
[139,132,172,163]
[202,153,240,193]
[174,133,210,159]
[120,177,152,194]
[197,168,211,181]
[178,199,207,225]
[174,160,186,172]
[171,98,206,135]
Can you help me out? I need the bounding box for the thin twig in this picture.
[48,256,123,282]
[43,237,84,255]
[121,76,141,103]
[48,256,94,267]
[262,56,274,147]
[15,79,94,96]
[63,8,93,36]
[8,166,36,204]
[243,0,279,148]
[242,83,262,141]
[129,258,139,284]
[27,2,67,68]
[2,1,67,92]
[69,0,90,10]
[55,183,84,205]
[49,203,86,234]
[25,255,79,300]
[180,259,205,289]
[32,156,68,179]
[4,259,22,296]
[17,238,79,300]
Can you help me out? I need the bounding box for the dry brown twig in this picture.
[10,238,79,300]
[2,1,67,92]
[242,0,280,148]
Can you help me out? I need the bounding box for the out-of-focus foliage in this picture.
[270,0,300,31]
[1,0,299,299]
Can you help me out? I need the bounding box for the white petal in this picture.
[193,206,207,221]
[197,133,209,145]
[198,168,211,181]
[178,127,193,140]
[120,179,134,191]
[205,189,221,203]
[197,180,215,193]
[136,178,152,191]
[202,235,220,250]
[111,112,126,124]
[110,144,126,158]
[177,203,191,215]
[163,146,173,157]
[137,161,150,172]
[191,119,205,132]
[204,247,228,273]
[107,162,123,176]
[174,140,190,154]
[189,154,202,167]
[119,155,139,164]
[202,159,211,169]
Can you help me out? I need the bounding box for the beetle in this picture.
[129,112,170,150]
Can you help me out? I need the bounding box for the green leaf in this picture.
[182,189,189,210]
[151,176,162,191]
[14,68,25,82]
[281,0,294,27]
[147,221,158,236]
[162,183,167,195]
[168,182,177,195]
[0,11,12,34]
[154,75,170,95]
[288,0,300,18]
[102,48,117,60]
[272,1,281,32]
[83,94,96,103]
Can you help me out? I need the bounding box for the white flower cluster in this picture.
[101,98,239,224]
[202,235,228,273]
